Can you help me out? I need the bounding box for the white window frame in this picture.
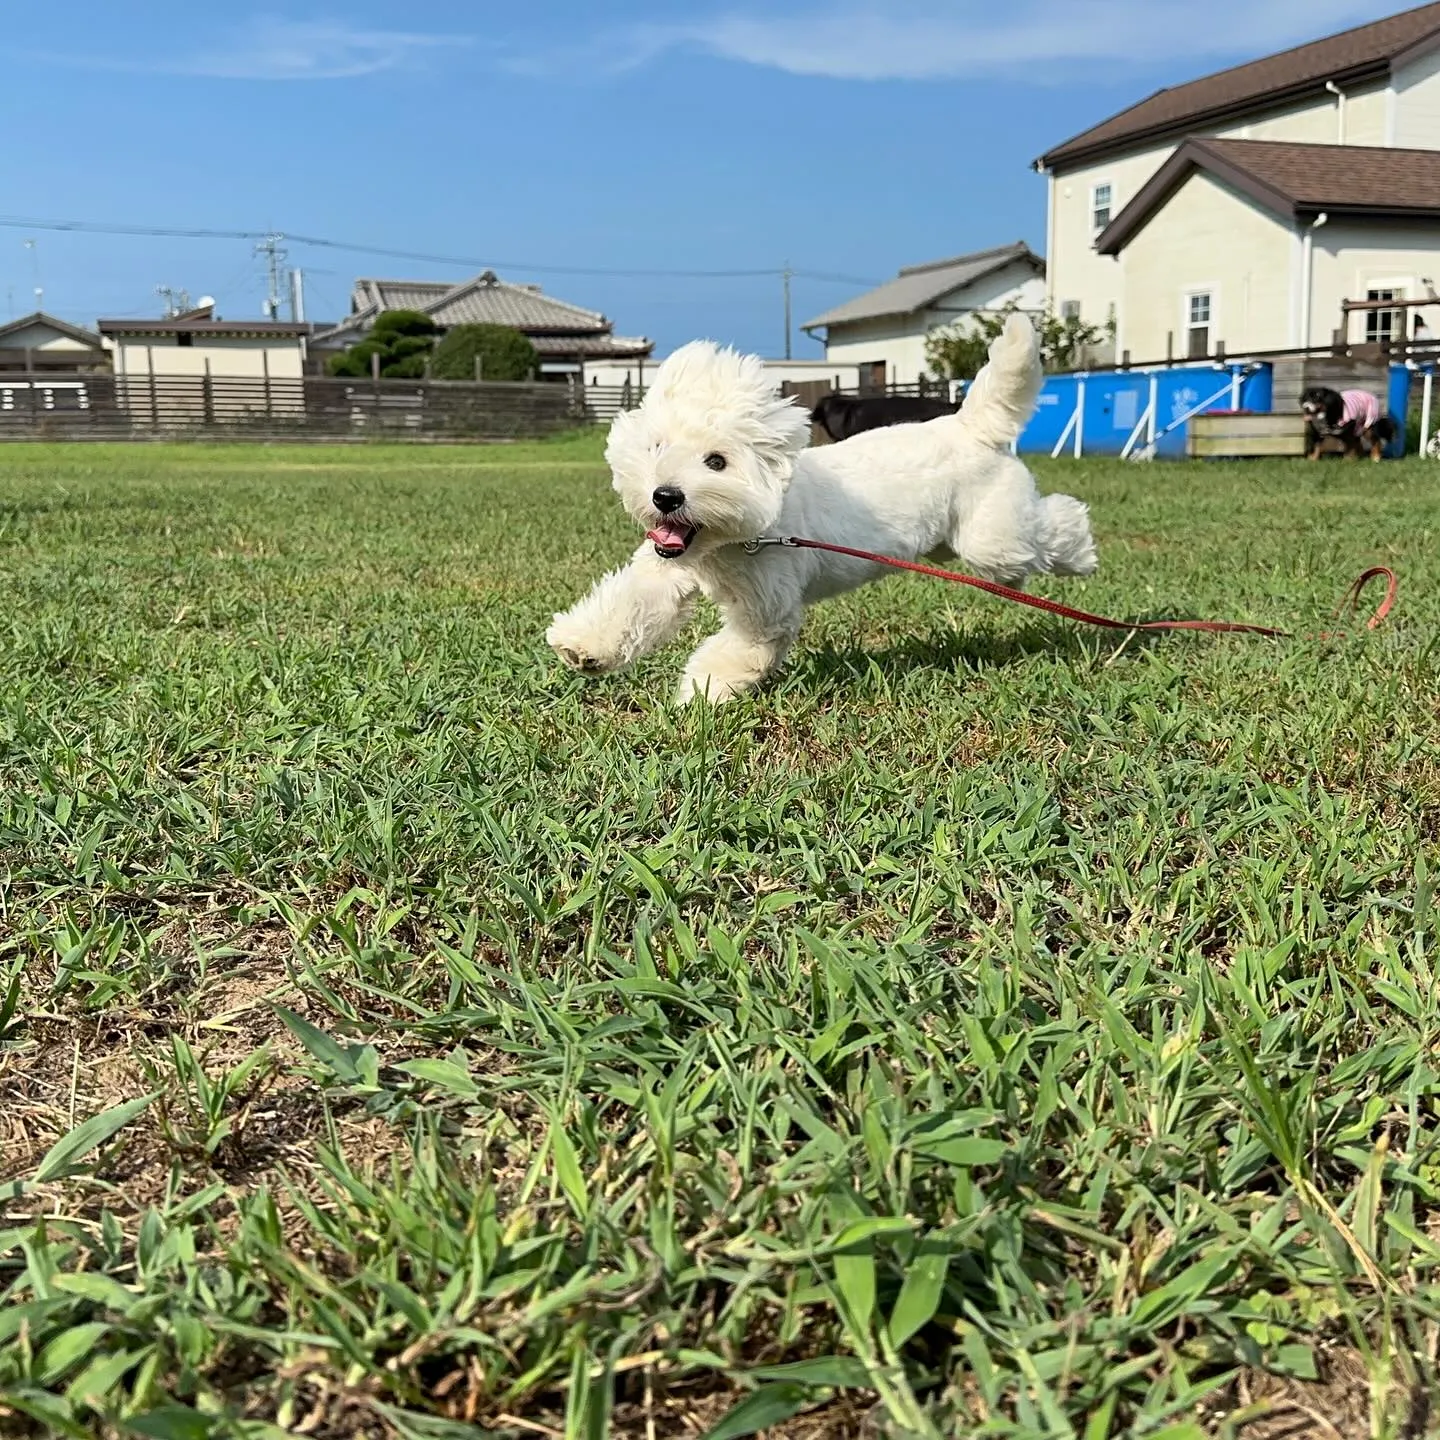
[1358,275,1411,345]
[1182,286,1217,359]
[1090,181,1114,234]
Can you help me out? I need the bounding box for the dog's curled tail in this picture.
[956,314,1043,451]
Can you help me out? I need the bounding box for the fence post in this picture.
[25,352,37,433]
[1422,367,1435,456]
[473,355,483,382]
[203,357,214,425]
[147,345,159,431]
[262,348,273,417]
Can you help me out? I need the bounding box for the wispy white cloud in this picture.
[21,16,467,81]
[182,18,466,80]
[512,0,1392,82]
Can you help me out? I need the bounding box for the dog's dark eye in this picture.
[703,452,727,471]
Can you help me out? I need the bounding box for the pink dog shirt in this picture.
[1340,390,1381,432]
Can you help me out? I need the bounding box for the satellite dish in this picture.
[196,295,216,309]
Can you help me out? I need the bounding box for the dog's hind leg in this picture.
[677,606,801,705]
[947,483,1049,585]
[548,544,698,676]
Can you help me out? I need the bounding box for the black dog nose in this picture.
[652,486,685,514]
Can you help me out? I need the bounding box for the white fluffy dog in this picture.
[547,315,1097,704]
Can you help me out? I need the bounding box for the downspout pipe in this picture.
[1300,211,1330,349]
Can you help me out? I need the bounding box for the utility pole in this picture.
[782,262,793,361]
[255,232,287,320]
[289,267,306,323]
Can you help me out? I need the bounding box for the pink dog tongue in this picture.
[647,520,691,549]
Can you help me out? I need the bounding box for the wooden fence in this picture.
[0,372,600,442]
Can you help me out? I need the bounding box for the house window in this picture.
[1091,183,1113,232]
[1365,288,1402,345]
[1061,300,1081,322]
[1186,292,1212,358]
[176,332,193,347]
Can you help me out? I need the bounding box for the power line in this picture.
[0,216,263,242]
[286,230,783,279]
[0,212,880,286]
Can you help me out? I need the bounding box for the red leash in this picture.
[745,537,1397,638]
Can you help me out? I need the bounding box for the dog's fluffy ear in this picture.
[755,389,812,481]
[604,407,650,491]
[716,345,811,481]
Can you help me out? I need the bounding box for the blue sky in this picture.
[0,1,1406,356]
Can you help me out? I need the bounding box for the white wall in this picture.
[1046,148,1167,332]
[1215,80,1388,145]
[1116,171,1292,359]
[821,261,1046,384]
[112,336,306,380]
[3,322,98,353]
[1394,45,1440,148]
[1308,223,1440,347]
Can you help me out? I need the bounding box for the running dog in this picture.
[546,317,1097,704]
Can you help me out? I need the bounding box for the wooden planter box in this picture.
[1186,408,1313,457]
[1188,411,1308,459]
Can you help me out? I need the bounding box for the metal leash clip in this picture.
[742,536,799,553]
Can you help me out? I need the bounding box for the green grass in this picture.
[1,439,1438,1440]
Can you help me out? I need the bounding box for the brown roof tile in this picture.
[1040,3,1440,169]
[325,271,631,339]
[1097,138,1440,253]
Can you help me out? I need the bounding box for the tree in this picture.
[925,302,1115,380]
[430,323,538,382]
[328,310,439,378]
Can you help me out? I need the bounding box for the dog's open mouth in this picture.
[646,518,699,558]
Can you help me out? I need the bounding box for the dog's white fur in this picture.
[547,315,1097,703]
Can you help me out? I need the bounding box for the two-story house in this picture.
[1036,2,1440,361]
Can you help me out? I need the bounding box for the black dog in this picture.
[1299,386,1396,461]
[810,390,960,443]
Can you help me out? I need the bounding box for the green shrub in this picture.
[328,310,440,378]
[926,302,1115,379]
[430,324,538,382]
[370,310,438,340]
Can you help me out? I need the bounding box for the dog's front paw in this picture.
[675,671,743,705]
[547,615,622,676]
[552,641,607,674]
